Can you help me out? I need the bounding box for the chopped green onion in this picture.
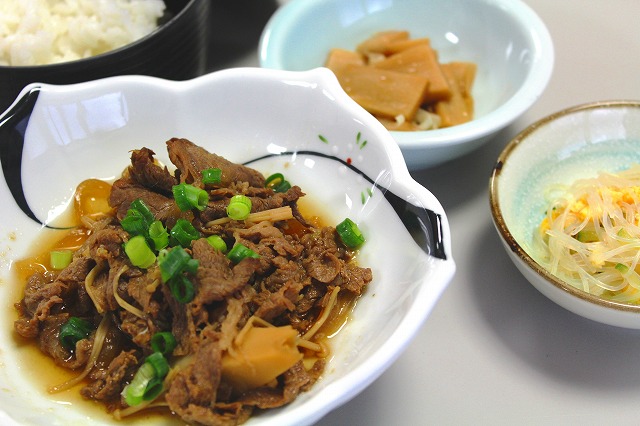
[157,244,199,304]
[336,218,365,249]
[206,235,227,253]
[122,361,156,406]
[265,173,292,193]
[148,220,169,251]
[265,173,284,187]
[121,213,149,238]
[122,352,173,407]
[202,168,222,185]
[158,247,198,283]
[150,332,177,355]
[615,263,629,273]
[615,263,640,290]
[59,317,92,351]
[618,229,633,239]
[142,376,164,401]
[184,257,199,274]
[121,199,154,237]
[227,243,260,263]
[169,274,196,303]
[50,249,73,270]
[576,229,598,243]
[146,352,170,378]
[170,218,200,248]
[125,235,157,268]
[227,194,252,220]
[130,199,154,224]
[157,247,199,304]
[172,183,209,211]
[274,180,291,192]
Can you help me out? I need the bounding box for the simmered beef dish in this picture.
[14,138,372,425]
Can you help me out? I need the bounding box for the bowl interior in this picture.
[261,0,543,124]
[495,101,640,260]
[0,68,454,425]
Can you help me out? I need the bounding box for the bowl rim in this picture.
[489,99,640,314]
[0,0,197,70]
[259,0,555,148]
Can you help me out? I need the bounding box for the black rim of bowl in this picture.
[0,0,196,71]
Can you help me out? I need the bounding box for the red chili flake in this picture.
[346,157,352,165]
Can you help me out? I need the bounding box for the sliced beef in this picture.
[118,310,152,347]
[252,282,303,323]
[301,226,343,258]
[300,226,372,293]
[125,267,163,319]
[165,329,233,424]
[252,258,308,322]
[234,221,303,263]
[163,282,194,357]
[305,251,342,283]
[128,147,178,194]
[335,262,373,295]
[239,360,325,409]
[167,137,265,188]
[14,255,94,339]
[167,402,251,426]
[250,185,305,212]
[199,186,306,225]
[109,177,182,224]
[14,138,373,425]
[81,349,139,402]
[197,200,229,224]
[14,273,60,339]
[37,313,94,369]
[191,239,260,304]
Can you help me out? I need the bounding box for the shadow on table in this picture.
[472,214,640,390]
[409,126,512,213]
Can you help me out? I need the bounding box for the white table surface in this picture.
[229,1,640,424]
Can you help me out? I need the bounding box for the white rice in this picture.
[0,0,166,66]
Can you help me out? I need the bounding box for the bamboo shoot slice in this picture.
[356,30,410,56]
[324,48,365,72]
[434,62,477,127]
[333,64,429,120]
[373,43,451,102]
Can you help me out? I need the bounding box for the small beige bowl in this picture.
[490,100,640,329]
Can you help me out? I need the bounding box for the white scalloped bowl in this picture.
[490,100,640,329]
[259,0,554,170]
[0,68,455,425]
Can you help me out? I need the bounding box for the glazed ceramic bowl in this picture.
[0,67,455,425]
[259,0,554,170]
[490,100,640,329]
[0,0,209,115]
